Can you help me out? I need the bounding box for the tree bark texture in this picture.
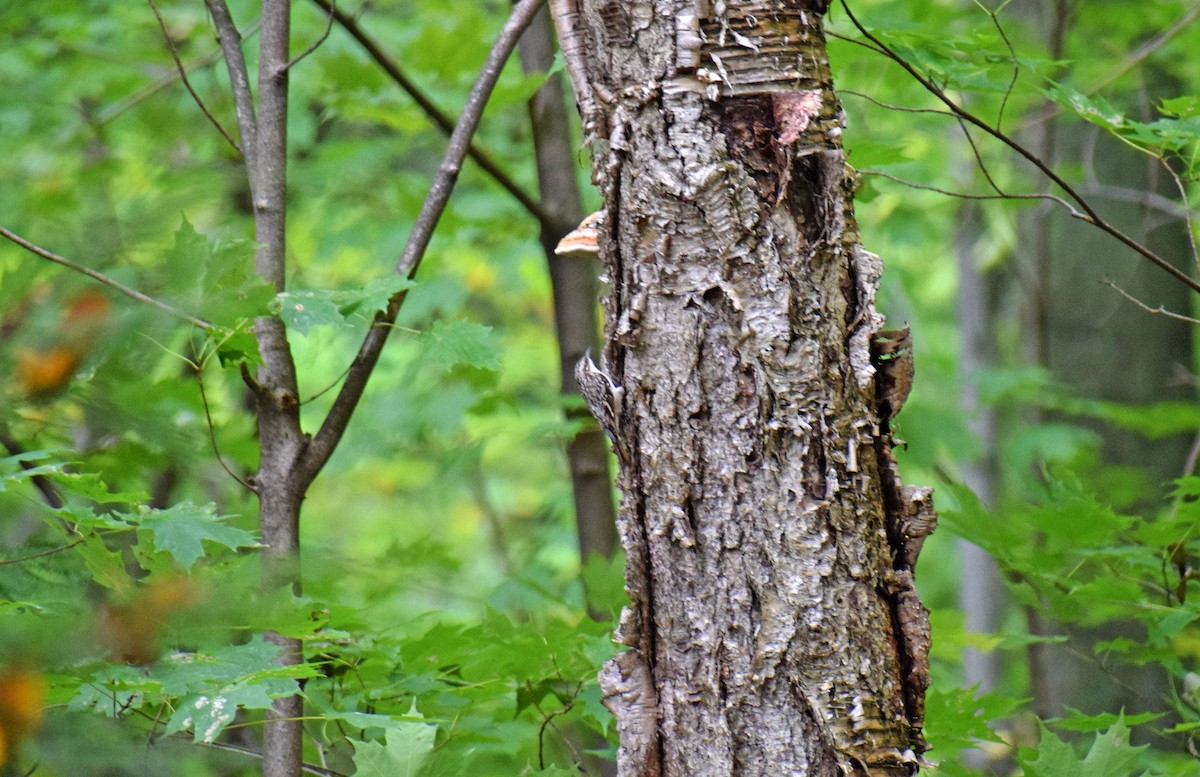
[551,2,934,774]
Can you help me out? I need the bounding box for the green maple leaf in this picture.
[350,703,436,777]
[1022,717,1147,777]
[130,501,260,568]
[422,319,500,372]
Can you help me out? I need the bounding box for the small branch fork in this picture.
[306,0,552,229]
[3,0,548,490]
[147,0,242,156]
[839,0,1200,297]
[294,0,548,486]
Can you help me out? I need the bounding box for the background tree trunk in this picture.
[518,5,619,567]
[552,2,934,773]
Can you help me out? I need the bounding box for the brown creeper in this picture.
[871,326,913,424]
[576,350,625,460]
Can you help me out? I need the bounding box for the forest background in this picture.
[3,0,1200,775]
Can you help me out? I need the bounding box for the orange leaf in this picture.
[0,666,46,766]
[17,345,81,398]
[61,289,111,328]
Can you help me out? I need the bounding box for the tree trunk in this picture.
[551,2,934,774]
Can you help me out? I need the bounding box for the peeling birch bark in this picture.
[549,2,934,774]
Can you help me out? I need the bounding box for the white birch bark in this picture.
[551,2,935,774]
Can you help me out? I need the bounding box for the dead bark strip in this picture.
[550,2,935,774]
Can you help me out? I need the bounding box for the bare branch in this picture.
[839,89,956,118]
[147,0,242,156]
[973,1,1020,132]
[0,226,213,330]
[285,0,336,71]
[840,0,1200,296]
[1104,278,1200,325]
[308,0,553,230]
[0,537,88,566]
[954,116,1006,197]
[299,0,548,486]
[97,21,263,126]
[199,740,348,777]
[195,367,256,491]
[1090,5,1200,97]
[203,0,258,167]
[1080,181,1193,221]
[860,169,1077,209]
[1161,157,1200,272]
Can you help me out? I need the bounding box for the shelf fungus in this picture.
[554,210,604,257]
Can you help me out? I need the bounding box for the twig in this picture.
[839,89,956,118]
[196,367,256,491]
[97,21,263,126]
[0,428,65,510]
[825,28,888,57]
[0,226,213,330]
[954,115,1006,197]
[147,0,242,156]
[1104,278,1200,325]
[307,0,552,230]
[0,538,90,566]
[1162,157,1200,272]
[203,0,258,168]
[298,0,547,486]
[1080,181,1193,221]
[840,0,1200,296]
[200,740,348,777]
[1086,5,1200,101]
[974,0,1020,132]
[860,168,1074,207]
[285,0,336,71]
[99,49,221,124]
[301,360,355,405]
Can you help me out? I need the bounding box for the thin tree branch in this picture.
[839,89,956,118]
[285,0,336,71]
[0,428,65,510]
[0,538,89,566]
[840,0,1200,296]
[147,0,242,156]
[860,168,1075,208]
[100,49,221,124]
[1080,181,1193,221]
[195,367,256,491]
[200,740,348,777]
[973,0,1020,132]
[96,20,263,126]
[1104,278,1200,325]
[954,116,1006,197]
[298,0,547,486]
[203,0,258,168]
[308,0,553,230]
[1162,156,1200,272]
[1021,5,1200,133]
[0,226,212,330]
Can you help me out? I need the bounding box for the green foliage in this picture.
[3,0,1200,775]
[1019,718,1149,777]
